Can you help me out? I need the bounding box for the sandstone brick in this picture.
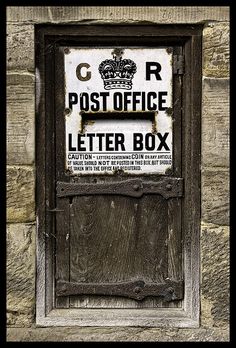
[7,166,35,222]
[201,169,229,225]
[202,78,229,168]
[7,73,35,165]
[7,6,229,23]
[201,223,229,328]
[203,22,229,77]
[7,223,35,327]
[7,23,34,71]
[7,326,229,342]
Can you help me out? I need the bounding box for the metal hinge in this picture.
[56,177,184,200]
[56,279,184,301]
[173,55,184,75]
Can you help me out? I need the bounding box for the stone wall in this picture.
[6,6,230,342]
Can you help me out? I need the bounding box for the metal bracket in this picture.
[56,177,183,199]
[56,279,183,301]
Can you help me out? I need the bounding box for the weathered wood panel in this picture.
[55,199,70,308]
[69,194,169,308]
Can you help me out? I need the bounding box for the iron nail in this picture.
[134,286,141,294]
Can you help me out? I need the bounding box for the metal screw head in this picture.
[166,184,172,191]
[134,286,141,294]
[64,47,70,54]
[133,184,139,191]
[165,168,172,175]
[65,108,71,116]
[166,47,173,54]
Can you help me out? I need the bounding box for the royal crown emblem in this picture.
[98,49,137,90]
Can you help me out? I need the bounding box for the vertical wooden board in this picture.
[54,45,71,309]
[55,198,70,308]
[134,195,168,283]
[166,46,183,309]
[172,46,183,177]
[70,195,139,282]
[168,199,182,281]
[132,194,169,309]
[181,36,201,320]
[45,39,56,314]
[69,193,169,308]
[69,194,138,308]
[167,198,182,308]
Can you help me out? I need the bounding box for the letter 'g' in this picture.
[76,63,91,81]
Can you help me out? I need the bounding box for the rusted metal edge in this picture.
[56,177,183,199]
[56,279,183,301]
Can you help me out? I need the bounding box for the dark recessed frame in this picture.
[35,24,202,327]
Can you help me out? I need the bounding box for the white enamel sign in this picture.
[64,48,173,174]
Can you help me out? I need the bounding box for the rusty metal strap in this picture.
[56,279,183,301]
[56,178,183,199]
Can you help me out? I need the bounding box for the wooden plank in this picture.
[69,193,169,308]
[36,24,203,38]
[167,45,183,309]
[44,37,56,314]
[188,35,201,322]
[55,199,70,308]
[35,27,46,322]
[182,35,201,322]
[44,307,198,328]
[54,45,70,308]
[69,194,138,308]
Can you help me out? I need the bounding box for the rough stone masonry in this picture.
[6,6,229,342]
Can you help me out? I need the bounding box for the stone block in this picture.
[202,78,229,168]
[7,166,35,222]
[201,169,229,225]
[7,6,229,24]
[7,73,35,165]
[203,22,229,78]
[6,326,229,342]
[201,223,229,327]
[7,23,34,71]
[7,223,35,327]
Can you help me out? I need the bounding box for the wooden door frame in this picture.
[36,24,202,327]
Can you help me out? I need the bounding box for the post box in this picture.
[36,25,201,326]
